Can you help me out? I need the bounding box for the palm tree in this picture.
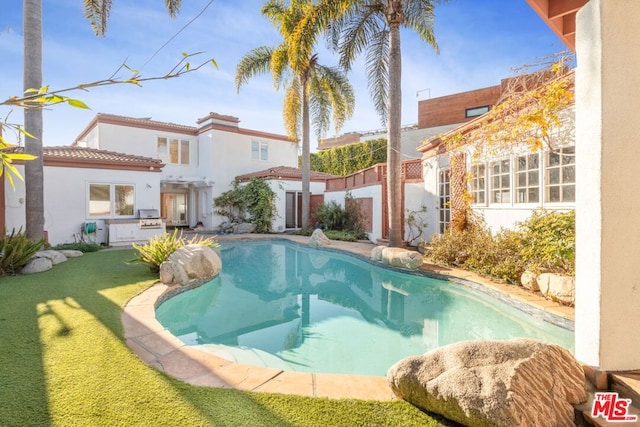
[21,0,182,241]
[316,0,441,247]
[236,0,355,230]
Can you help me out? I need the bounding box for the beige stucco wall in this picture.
[575,0,640,370]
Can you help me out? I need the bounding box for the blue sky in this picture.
[0,0,565,149]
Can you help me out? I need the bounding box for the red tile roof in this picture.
[3,146,164,172]
[236,166,336,182]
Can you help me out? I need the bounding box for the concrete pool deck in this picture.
[122,234,575,401]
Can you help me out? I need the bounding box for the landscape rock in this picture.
[381,247,423,270]
[232,222,256,234]
[34,250,68,265]
[21,257,53,274]
[387,338,587,427]
[537,273,575,306]
[370,245,385,261]
[520,270,539,291]
[159,244,222,286]
[59,250,84,258]
[159,260,189,286]
[309,229,331,248]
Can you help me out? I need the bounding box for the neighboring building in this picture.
[317,85,503,157]
[73,112,298,230]
[2,146,164,245]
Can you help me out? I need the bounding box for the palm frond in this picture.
[164,0,182,18]
[283,80,302,140]
[235,46,275,91]
[365,27,389,123]
[404,0,439,52]
[83,0,111,36]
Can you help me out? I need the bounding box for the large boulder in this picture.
[232,222,256,234]
[21,257,53,274]
[34,250,68,265]
[537,273,575,306]
[159,244,222,286]
[59,250,84,258]
[370,245,385,262]
[309,229,331,248]
[387,338,587,427]
[381,247,423,270]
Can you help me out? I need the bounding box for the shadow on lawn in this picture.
[0,249,296,427]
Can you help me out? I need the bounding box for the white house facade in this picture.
[73,112,298,230]
[2,147,164,246]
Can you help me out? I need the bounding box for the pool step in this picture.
[193,344,294,371]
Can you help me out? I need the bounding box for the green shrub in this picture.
[0,228,45,275]
[519,210,575,274]
[429,210,575,285]
[131,229,219,272]
[50,242,102,253]
[213,178,276,233]
[308,138,387,176]
[323,230,361,242]
[311,195,367,240]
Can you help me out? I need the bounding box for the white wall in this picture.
[267,180,326,232]
[325,185,383,242]
[5,165,161,245]
[574,0,640,371]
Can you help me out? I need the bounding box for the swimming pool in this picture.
[156,239,574,376]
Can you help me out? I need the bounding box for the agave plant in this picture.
[0,228,45,275]
[131,229,218,272]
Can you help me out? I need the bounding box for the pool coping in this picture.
[122,234,574,401]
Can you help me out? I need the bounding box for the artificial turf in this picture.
[0,249,453,426]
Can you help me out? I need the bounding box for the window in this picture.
[438,169,450,233]
[470,163,486,205]
[89,183,135,217]
[490,159,511,203]
[465,105,490,118]
[545,146,575,203]
[251,140,268,161]
[157,137,190,165]
[515,153,540,203]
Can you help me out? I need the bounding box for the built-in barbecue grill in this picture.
[138,209,163,229]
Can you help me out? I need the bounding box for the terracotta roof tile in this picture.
[3,146,164,171]
[236,166,337,182]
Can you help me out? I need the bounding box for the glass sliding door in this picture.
[161,193,188,226]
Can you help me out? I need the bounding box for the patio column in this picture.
[575,0,640,371]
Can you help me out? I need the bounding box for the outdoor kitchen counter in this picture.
[105,218,166,246]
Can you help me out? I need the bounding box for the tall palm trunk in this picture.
[23,0,45,242]
[387,19,403,247]
[301,77,311,229]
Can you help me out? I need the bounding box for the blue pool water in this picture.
[156,240,574,376]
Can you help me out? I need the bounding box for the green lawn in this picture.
[0,249,451,426]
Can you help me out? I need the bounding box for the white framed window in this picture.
[88,183,135,217]
[470,163,486,205]
[251,140,268,161]
[438,169,450,233]
[515,153,540,203]
[545,146,575,203]
[490,159,511,203]
[158,137,190,165]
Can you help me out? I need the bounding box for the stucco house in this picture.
[419,71,576,238]
[2,146,164,246]
[72,112,298,231]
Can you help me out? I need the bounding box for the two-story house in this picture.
[73,112,298,232]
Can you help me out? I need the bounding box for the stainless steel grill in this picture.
[138,209,164,229]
